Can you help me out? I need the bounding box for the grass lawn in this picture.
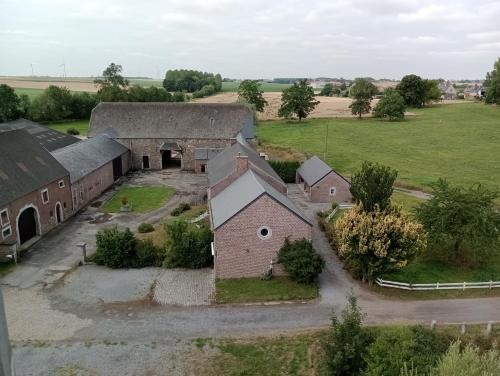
[222,81,292,92]
[46,120,89,136]
[102,186,174,214]
[391,191,424,215]
[215,277,318,304]
[257,103,500,194]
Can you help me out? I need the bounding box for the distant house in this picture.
[88,103,254,171]
[52,135,130,212]
[210,169,312,279]
[438,81,457,100]
[0,129,73,255]
[463,84,483,100]
[296,156,352,203]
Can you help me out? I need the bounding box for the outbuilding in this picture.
[296,156,352,203]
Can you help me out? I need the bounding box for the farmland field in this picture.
[221,81,291,92]
[13,87,46,100]
[47,120,89,136]
[257,103,500,192]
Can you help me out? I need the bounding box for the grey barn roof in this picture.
[194,148,223,160]
[89,102,255,140]
[52,135,129,183]
[0,129,69,208]
[0,119,80,152]
[207,141,283,187]
[297,156,333,186]
[210,169,311,229]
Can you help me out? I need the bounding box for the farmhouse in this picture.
[0,129,73,256]
[210,169,312,279]
[52,135,130,212]
[296,156,352,203]
[89,102,254,171]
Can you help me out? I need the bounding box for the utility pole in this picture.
[0,289,13,376]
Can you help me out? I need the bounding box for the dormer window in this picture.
[209,118,215,127]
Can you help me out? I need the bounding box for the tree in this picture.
[94,63,129,102]
[237,80,268,112]
[335,205,426,283]
[484,58,500,104]
[30,85,74,122]
[397,74,426,108]
[278,79,319,121]
[424,79,442,104]
[372,88,406,121]
[325,293,371,376]
[349,161,398,212]
[349,78,377,118]
[414,179,500,264]
[70,92,98,119]
[93,227,137,268]
[319,83,339,96]
[163,69,222,93]
[277,238,324,284]
[0,84,22,122]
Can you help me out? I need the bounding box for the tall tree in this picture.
[94,63,129,102]
[30,85,74,122]
[349,161,398,212]
[397,74,426,108]
[424,79,442,104]
[373,88,406,121]
[484,58,500,104]
[278,79,319,121]
[163,69,222,93]
[0,84,22,122]
[415,179,500,263]
[349,78,377,118]
[237,80,268,112]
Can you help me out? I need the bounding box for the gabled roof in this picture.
[52,135,129,183]
[89,102,255,140]
[194,148,223,160]
[0,129,69,207]
[0,118,80,151]
[207,141,283,187]
[297,156,333,186]
[210,169,311,229]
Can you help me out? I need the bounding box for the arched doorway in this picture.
[55,202,63,224]
[17,206,39,245]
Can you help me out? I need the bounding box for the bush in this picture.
[277,238,324,284]
[66,127,80,135]
[171,202,191,216]
[163,219,213,268]
[268,160,300,183]
[94,227,137,268]
[138,222,154,233]
[134,239,163,267]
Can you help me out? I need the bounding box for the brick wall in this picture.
[213,194,312,279]
[309,171,352,203]
[0,175,72,247]
[71,161,116,212]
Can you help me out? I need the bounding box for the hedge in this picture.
[268,160,300,183]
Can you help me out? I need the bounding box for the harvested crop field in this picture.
[194,92,383,120]
[0,77,97,92]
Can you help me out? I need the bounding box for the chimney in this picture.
[236,153,249,173]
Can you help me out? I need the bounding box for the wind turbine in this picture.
[59,63,66,79]
[30,63,34,76]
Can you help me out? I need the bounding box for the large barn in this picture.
[88,102,255,171]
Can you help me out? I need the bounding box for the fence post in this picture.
[430,320,437,330]
[490,281,493,289]
[436,282,439,290]
[486,321,493,336]
[463,282,466,291]
[461,322,466,334]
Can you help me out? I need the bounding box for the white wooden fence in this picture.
[375,277,500,291]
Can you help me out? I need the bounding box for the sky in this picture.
[1,0,499,80]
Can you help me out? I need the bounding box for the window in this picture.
[2,226,11,239]
[58,180,65,188]
[0,208,9,227]
[41,188,49,204]
[142,156,150,169]
[63,202,67,209]
[258,226,272,240]
[329,187,337,196]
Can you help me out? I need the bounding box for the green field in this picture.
[257,103,500,192]
[222,81,292,92]
[102,186,175,213]
[14,87,46,100]
[47,120,89,136]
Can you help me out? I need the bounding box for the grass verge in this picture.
[215,277,318,304]
[46,120,90,136]
[102,186,174,214]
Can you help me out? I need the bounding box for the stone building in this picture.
[296,156,352,203]
[0,129,73,255]
[52,135,130,212]
[88,102,254,171]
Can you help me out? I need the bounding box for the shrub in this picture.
[134,239,163,267]
[277,238,324,284]
[372,88,406,121]
[121,196,128,206]
[163,219,213,268]
[94,227,136,268]
[66,127,80,135]
[268,160,300,183]
[138,222,154,233]
[171,202,191,216]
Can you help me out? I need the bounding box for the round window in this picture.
[258,226,272,240]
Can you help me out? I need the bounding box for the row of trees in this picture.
[163,69,222,98]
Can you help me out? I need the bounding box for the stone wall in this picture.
[213,194,312,279]
[71,161,116,212]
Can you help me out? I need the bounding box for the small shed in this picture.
[296,156,352,203]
